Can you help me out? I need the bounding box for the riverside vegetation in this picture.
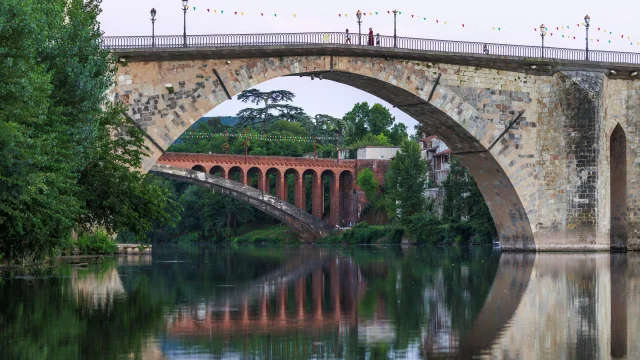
[0,0,179,263]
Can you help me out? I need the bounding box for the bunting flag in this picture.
[181,9,640,45]
[180,132,341,143]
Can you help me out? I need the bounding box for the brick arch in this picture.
[303,168,320,216]
[191,165,206,173]
[338,170,357,225]
[228,166,245,185]
[247,167,265,191]
[209,165,226,178]
[265,168,284,199]
[114,55,534,248]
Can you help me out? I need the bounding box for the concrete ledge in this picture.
[116,244,152,254]
[502,244,612,252]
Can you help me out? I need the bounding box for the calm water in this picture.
[0,245,638,359]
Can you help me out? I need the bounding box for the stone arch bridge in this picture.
[106,33,640,251]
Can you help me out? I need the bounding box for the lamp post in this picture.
[584,14,590,61]
[392,9,398,48]
[356,10,362,45]
[150,8,157,47]
[539,23,546,58]
[182,0,188,48]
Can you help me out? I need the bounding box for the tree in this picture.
[388,123,409,145]
[357,169,379,201]
[348,134,392,149]
[0,0,178,261]
[342,102,406,146]
[385,140,429,227]
[314,114,350,138]
[441,157,497,243]
[236,89,306,128]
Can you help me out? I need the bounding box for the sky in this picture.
[98,0,639,133]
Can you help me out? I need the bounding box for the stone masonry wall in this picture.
[112,54,640,250]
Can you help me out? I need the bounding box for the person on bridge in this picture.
[483,44,489,55]
[345,29,351,44]
[368,28,374,46]
[376,33,381,46]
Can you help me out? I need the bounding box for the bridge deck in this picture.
[104,32,640,78]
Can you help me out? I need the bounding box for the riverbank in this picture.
[60,244,152,256]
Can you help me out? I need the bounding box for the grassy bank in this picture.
[61,229,118,255]
[318,223,405,245]
[231,224,299,244]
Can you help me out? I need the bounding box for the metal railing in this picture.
[101,32,640,65]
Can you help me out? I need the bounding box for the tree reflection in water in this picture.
[6,246,640,359]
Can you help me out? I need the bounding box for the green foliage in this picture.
[329,223,403,244]
[236,89,309,128]
[440,157,497,244]
[145,178,272,243]
[76,229,118,255]
[357,168,379,200]
[343,102,407,146]
[385,140,429,228]
[231,225,295,244]
[348,133,392,149]
[0,0,178,261]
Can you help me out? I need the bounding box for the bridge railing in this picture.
[101,32,640,65]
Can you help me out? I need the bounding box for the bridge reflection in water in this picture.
[27,248,640,359]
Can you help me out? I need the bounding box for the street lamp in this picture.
[539,23,546,58]
[392,9,398,48]
[584,14,591,61]
[182,0,188,48]
[356,10,363,45]
[150,8,157,47]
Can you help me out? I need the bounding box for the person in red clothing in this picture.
[368,27,374,46]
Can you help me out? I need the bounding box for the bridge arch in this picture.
[209,165,226,178]
[339,170,356,226]
[191,165,206,173]
[265,168,284,199]
[113,54,534,248]
[303,169,320,217]
[151,165,333,240]
[284,168,301,206]
[247,167,264,191]
[228,166,245,185]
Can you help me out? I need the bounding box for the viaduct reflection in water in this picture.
[166,255,365,336]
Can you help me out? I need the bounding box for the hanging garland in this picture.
[181,132,341,143]
[179,6,640,46]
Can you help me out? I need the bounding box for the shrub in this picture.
[339,223,403,245]
[357,168,379,201]
[76,229,118,255]
[175,232,199,244]
[407,213,494,245]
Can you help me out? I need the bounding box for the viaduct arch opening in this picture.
[115,57,535,248]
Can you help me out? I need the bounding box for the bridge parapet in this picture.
[158,152,358,171]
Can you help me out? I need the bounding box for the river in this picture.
[0,245,637,359]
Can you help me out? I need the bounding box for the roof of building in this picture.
[434,149,452,156]
[419,135,437,142]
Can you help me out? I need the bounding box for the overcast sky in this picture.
[99,0,638,133]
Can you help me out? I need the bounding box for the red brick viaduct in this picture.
[157,152,390,227]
